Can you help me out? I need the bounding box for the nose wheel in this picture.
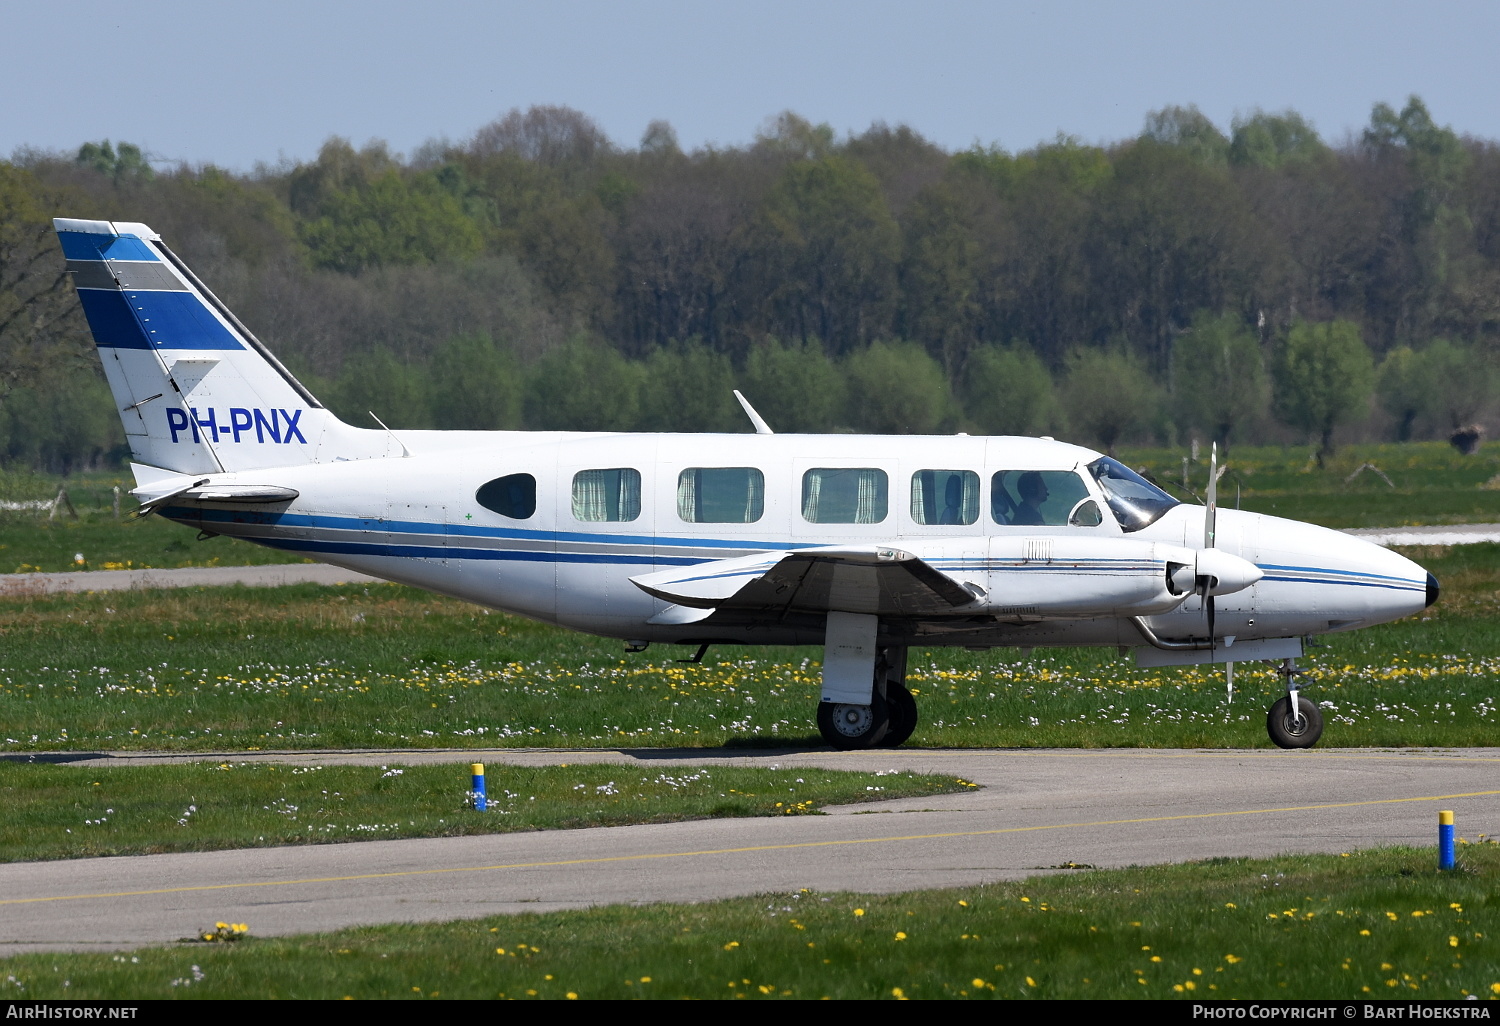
[1266,658,1323,748]
[1267,695,1323,748]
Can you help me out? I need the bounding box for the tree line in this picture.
[0,97,1497,472]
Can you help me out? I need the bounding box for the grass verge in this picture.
[0,761,970,863]
[4,846,1499,999]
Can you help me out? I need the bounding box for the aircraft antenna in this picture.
[733,390,775,435]
[368,411,412,457]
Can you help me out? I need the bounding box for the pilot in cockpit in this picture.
[1011,471,1049,525]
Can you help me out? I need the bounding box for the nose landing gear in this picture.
[1266,658,1323,749]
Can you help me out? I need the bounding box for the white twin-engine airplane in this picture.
[56,217,1440,750]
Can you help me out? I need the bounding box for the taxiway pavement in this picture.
[3,746,1498,955]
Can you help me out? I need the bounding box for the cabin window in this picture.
[990,470,1092,527]
[476,473,536,520]
[678,467,764,523]
[801,468,887,524]
[572,468,642,522]
[1086,457,1179,532]
[910,470,978,526]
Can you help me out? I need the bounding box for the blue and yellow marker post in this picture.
[471,763,487,811]
[1439,810,1455,871]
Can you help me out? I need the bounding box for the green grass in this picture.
[0,465,301,573]
[1123,440,1500,529]
[4,846,1499,999]
[0,761,970,863]
[0,442,1496,575]
[0,542,1489,752]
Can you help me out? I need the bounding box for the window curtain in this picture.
[854,469,881,524]
[960,473,979,524]
[617,469,641,521]
[677,469,698,522]
[573,470,609,521]
[802,472,822,522]
[910,473,929,524]
[744,469,764,522]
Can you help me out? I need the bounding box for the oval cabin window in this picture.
[476,473,537,520]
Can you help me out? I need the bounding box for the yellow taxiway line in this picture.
[6,787,1499,907]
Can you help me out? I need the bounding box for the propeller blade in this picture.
[1207,593,1216,653]
[1226,660,1234,704]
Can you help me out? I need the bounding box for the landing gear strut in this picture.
[1266,658,1323,749]
[817,645,918,750]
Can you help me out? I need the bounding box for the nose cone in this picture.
[1252,515,1436,629]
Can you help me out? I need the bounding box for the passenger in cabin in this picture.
[1012,471,1049,525]
[938,473,966,525]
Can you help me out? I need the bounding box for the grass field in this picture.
[3,846,1498,999]
[0,442,1497,574]
[0,542,1490,753]
[0,760,969,863]
[1130,441,1500,529]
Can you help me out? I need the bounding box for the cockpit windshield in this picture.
[1086,457,1180,533]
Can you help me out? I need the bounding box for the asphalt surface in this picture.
[0,562,382,595]
[3,746,1498,955]
[1344,523,1500,546]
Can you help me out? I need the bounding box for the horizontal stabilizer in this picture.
[182,484,299,504]
[631,545,977,618]
[129,464,297,509]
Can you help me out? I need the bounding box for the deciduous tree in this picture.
[1273,320,1375,464]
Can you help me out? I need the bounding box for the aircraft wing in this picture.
[631,545,978,620]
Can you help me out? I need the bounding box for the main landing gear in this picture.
[1266,657,1323,749]
[817,645,918,750]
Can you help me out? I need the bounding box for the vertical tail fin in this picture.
[56,218,390,474]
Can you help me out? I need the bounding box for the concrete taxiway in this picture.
[3,746,1498,956]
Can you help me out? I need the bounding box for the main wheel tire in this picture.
[1267,695,1324,749]
[878,682,918,748]
[817,692,890,750]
